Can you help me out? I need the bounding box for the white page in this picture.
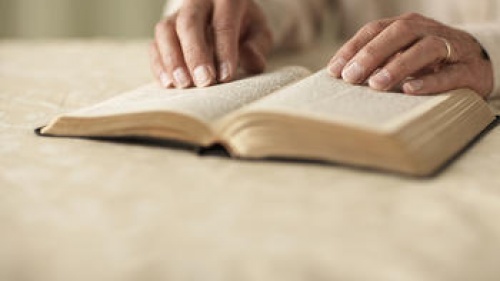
[65,66,311,122]
[242,69,448,131]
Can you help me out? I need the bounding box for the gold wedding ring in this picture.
[439,37,453,63]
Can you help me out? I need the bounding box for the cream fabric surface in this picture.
[2,40,500,281]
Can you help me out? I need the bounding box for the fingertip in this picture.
[193,65,216,88]
[368,69,392,91]
[159,71,173,89]
[173,67,192,89]
[218,61,233,83]
[402,79,424,95]
[328,57,347,78]
[341,61,366,84]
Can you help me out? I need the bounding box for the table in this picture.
[2,40,500,281]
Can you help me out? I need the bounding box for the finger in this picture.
[368,35,449,91]
[239,24,273,74]
[149,41,173,88]
[402,64,471,95]
[212,1,244,83]
[154,17,191,89]
[176,1,216,88]
[341,18,423,84]
[328,19,392,77]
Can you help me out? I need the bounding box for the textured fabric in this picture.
[163,0,500,100]
[2,39,500,281]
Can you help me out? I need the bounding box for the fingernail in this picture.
[193,65,212,87]
[173,68,190,88]
[328,57,347,77]
[219,62,231,82]
[342,61,365,84]
[369,69,392,90]
[404,79,424,94]
[159,72,172,88]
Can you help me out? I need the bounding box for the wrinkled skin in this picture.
[151,5,494,99]
[150,0,272,89]
[328,13,494,98]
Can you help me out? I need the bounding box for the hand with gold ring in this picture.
[327,13,494,99]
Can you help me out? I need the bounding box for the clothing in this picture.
[164,0,500,99]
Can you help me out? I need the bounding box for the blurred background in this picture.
[0,0,166,38]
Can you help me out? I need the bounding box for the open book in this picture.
[40,67,495,176]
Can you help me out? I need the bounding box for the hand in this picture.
[150,0,273,89]
[327,13,494,99]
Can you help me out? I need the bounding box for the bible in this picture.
[39,67,495,176]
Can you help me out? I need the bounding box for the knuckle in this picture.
[426,36,445,56]
[155,18,175,36]
[362,20,386,37]
[164,17,176,29]
[401,12,422,20]
[176,11,199,33]
[415,39,429,52]
[392,20,413,34]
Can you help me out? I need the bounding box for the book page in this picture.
[240,69,449,131]
[63,66,311,123]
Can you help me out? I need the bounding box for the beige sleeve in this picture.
[460,23,500,101]
[253,0,331,49]
[162,0,332,50]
